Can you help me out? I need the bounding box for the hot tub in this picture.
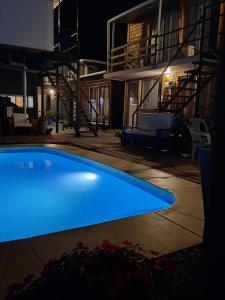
[0,147,175,242]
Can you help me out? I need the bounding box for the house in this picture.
[0,0,89,137]
[0,0,55,134]
[105,0,224,127]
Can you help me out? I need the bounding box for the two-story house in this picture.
[105,0,224,127]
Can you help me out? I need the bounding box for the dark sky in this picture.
[63,0,145,60]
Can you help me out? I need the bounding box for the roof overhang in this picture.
[108,0,158,24]
[0,43,76,72]
[104,56,200,81]
[108,0,176,24]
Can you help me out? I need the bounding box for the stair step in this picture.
[185,69,199,74]
[170,87,196,91]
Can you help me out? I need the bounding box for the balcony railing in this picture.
[109,11,221,73]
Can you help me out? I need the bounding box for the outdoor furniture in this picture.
[121,113,176,149]
[187,118,211,162]
[13,113,33,133]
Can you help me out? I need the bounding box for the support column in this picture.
[107,22,111,72]
[157,0,163,36]
[23,67,27,114]
[41,76,45,116]
[56,68,60,133]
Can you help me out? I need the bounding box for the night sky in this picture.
[62,0,145,60]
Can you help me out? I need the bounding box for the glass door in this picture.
[89,87,98,122]
[141,79,159,110]
[99,86,110,126]
[127,81,139,127]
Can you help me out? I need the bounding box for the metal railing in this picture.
[64,65,99,132]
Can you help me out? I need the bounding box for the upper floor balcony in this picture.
[106,0,224,77]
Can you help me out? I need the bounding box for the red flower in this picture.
[100,240,120,253]
[149,250,160,257]
[122,240,133,247]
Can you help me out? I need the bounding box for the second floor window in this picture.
[157,10,179,63]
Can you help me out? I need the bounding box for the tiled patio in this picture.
[0,141,204,299]
[0,129,200,183]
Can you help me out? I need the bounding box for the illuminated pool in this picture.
[0,147,175,243]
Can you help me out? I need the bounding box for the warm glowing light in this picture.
[50,89,55,95]
[165,67,171,74]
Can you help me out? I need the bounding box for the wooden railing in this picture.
[109,2,224,72]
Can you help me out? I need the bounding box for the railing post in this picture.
[194,0,207,118]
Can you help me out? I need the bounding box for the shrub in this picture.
[5,240,182,300]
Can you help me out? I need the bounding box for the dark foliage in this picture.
[5,241,202,300]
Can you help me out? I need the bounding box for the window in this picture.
[27,96,34,108]
[15,96,23,107]
[128,81,139,105]
[0,95,34,108]
[184,1,204,53]
[141,79,159,109]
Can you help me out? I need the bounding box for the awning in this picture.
[104,56,200,81]
[0,43,77,72]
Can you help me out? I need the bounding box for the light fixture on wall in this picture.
[165,67,171,75]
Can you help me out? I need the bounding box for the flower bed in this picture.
[5,241,202,300]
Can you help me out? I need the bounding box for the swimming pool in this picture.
[0,147,175,243]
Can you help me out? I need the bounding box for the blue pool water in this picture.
[0,147,175,243]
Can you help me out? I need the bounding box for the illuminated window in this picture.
[15,96,23,107]
[27,96,34,108]
[0,95,34,108]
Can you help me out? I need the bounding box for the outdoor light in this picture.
[165,67,171,74]
[85,173,97,180]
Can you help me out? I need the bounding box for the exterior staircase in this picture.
[45,65,98,136]
[159,58,218,114]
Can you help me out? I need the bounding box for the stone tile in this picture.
[101,213,202,257]
[168,189,204,220]
[0,240,42,300]
[131,168,173,179]
[30,225,120,264]
[157,209,204,236]
[149,177,200,190]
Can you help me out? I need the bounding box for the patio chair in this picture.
[13,113,33,133]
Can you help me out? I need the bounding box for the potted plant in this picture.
[114,128,122,137]
[38,115,48,135]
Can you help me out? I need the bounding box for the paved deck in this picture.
[0,130,200,183]
[0,140,203,299]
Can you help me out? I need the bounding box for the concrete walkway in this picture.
[0,143,204,299]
